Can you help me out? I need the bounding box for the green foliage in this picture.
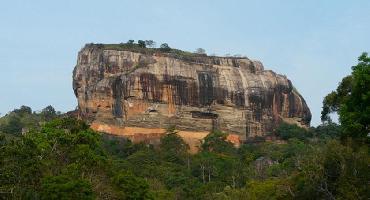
[13,105,32,115]
[113,171,153,200]
[0,103,368,199]
[138,40,146,48]
[244,179,287,200]
[291,140,369,199]
[0,115,23,135]
[160,126,189,164]
[192,152,241,186]
[202,130,235,155]
[275,122,312,141]
[160,43,171,52]
[40,105,57,121]
[102,135,144,158]
[312,122,341,139]
[145,40,156,48]
[0,105,61,136]
[41,175,94,200]
[321,52,370,142]
[195,48,206,54]
[0,116,113,199]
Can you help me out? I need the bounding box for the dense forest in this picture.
[0,53,369,199]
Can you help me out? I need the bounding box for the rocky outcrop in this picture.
[73,44,311,146]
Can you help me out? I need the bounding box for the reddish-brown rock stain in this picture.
[91,122,240,153]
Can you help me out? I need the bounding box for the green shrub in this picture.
[41,175,94,200]
[275,123,312,140]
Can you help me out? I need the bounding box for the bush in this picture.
[159,43,171,52]
[275,123,312,140]
[202,130,236,155]
[313,122,341,139]
[159,126,189,164]
[138,40,146,48]
[41,175,94,200]
[0,116,23,135]
[113,171,153,200]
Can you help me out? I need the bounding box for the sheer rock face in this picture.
[73,45,311,143]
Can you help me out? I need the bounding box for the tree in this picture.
[159,125,189,164]
[321,52,370,142]
[0,117,112,199]
[244,179,287,199]
[160,43,171,52]
[321,76,352,122]
[138,40,146,48]
[291,140,369,199]
[195,48,206,55]
[0,115,22,135]
[145,40,156,48]
[40,105,57,121]
[127,39,134,45]
[13,105,32,115]
[313,122,341,139]
[202,130,235,155]
[41,175,94,200]
[275,122,312,141]
[113,171,153,200]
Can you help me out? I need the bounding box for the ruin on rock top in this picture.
[73,43,311,150]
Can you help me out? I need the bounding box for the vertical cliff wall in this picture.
[73,44,311,145]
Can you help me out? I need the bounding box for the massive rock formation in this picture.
[73,44,311,147]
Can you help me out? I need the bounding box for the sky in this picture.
[0,0,369,126]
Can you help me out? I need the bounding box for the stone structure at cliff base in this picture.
[73,44,311,150]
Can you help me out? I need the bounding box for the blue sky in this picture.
[0,0,369,125]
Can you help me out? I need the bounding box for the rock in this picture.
[73,44,311,147]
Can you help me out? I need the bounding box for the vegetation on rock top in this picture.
[84,40,247,64]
